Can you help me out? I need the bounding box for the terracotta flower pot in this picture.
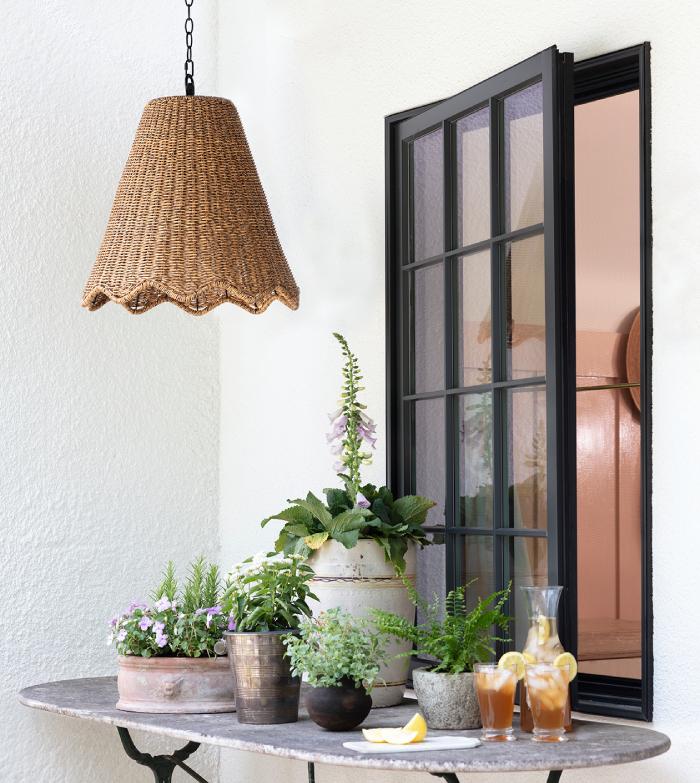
[412,667,481,730]
[224,630,300,724]
[116,654,236,713]
[305,678,372,731]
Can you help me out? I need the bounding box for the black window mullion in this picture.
[489,93,507,628]
[443,118,457,586]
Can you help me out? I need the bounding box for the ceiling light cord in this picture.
[184,0,195,96]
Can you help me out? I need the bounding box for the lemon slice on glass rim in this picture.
[553,652,578,681]
[498,651,526,680]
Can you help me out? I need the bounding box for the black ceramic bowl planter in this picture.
[305,677,372,731]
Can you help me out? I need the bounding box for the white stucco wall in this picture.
[217,1,700,782]
[1,2,220,781]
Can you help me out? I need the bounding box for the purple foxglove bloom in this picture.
[154,597,171,612]
[327,408,343,422]
[357,423,377,448]
[356,492,371,509]
[330,440,343,455]
[333,461,344,472]
[228,616,237,631]
[116,629,127,642]
[155,633,168,648]
[138,616,153,631]
[326,415,347,444]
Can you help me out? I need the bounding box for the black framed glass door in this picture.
[388,47,575,653]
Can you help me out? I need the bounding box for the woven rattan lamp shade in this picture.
[83,96,299,315]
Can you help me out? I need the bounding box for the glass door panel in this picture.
[408,263,444,393]
[411,397,446,526]
[459,392,494,528]
[458,250,492,386]
[411,130,444,261]
[456,107,491,246]
[504,82,544,231]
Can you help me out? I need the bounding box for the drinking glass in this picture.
[524,662,569,742]
[474,663,518,741]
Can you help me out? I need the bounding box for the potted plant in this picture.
[284,609,387,731]
[262,333,436,707]
[373,581,511,729]
[109,558,236,713]
[222,552,316,724]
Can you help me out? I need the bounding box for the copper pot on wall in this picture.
[224,630,300,724]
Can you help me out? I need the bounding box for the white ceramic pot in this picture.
[307,539,415,708]
[116,655,236,713]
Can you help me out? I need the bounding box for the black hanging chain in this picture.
[184,0,195,96]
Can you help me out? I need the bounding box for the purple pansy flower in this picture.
[138,615,153,631]
[153,621,165,635]
[155,633,168,648]
[116,629,127,642]
[206,607,222,628]
[154,597,171,612]
[228,616,237,632]
[110,616,119,628]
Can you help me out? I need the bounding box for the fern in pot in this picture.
[284,609,387,731]
[373,581,511,729]
[262,333,436,707]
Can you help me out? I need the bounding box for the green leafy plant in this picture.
[222,552,317,632]
[262,333,436,573]
[372,580,511,674]
[108,557,232,658]
[283,609,387,691]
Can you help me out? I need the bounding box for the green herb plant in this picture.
[372,580,511,674]
[222,553,317,632]
[262,333,436,573]
[283,609,387,691]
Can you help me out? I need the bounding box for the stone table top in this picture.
[19,677,670,775]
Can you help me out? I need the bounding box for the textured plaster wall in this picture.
[217,1,700,782]
[1,2,220,781]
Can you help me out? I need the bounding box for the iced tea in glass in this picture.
[474,663,518,741]
[524,662,570,742]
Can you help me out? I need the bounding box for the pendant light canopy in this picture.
[83,1,299,315]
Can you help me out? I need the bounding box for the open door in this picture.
[388,46,576,656]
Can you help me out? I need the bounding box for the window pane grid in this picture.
[400,68,551,639]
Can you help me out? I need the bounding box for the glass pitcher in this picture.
[519,585,572,732]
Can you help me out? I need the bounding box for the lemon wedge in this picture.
[522,651,536,664]
[553,652,578,681]
[362,728,388,743]
[381,729,420,745]
[361,714,427,745]
[498,651,526,680]
[401,712,428,742]
[537,615,550,645]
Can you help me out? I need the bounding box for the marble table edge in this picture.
[18,681,671,775]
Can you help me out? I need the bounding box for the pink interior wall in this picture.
[574,90,642,671]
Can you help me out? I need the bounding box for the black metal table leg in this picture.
[117,727,209,783]
[430,772,561,782]
[308,761,316,782]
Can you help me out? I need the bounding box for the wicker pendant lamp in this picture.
[83,0,299,316]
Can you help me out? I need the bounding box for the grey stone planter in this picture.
[412,667,481,730]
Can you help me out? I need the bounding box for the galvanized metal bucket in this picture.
[224,629,300,724]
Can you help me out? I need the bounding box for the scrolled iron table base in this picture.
[114,730,563,783]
